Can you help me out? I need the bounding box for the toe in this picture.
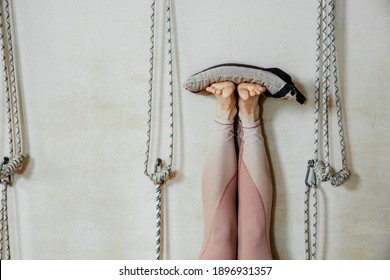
[239,89,250,100]
[206,86,214,94]
[216,89,222,95]
[237,83,247,91]
[249,90,256,97]
[254,88,261,95]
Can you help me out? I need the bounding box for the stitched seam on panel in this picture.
[240,123,261,129]
[214,120,234,126]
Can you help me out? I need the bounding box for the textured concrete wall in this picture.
[0,0,389,259]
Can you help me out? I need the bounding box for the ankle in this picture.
[217,105,237,120]
[239,104,260,123]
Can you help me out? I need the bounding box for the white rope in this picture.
[144,0,175,260]
[304,0,350,260]
[0,0,25,260]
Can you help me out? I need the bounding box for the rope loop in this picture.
[144,0,176,260]
[0,154,24,185]
[149,158,171,186]
[305,0,350,260]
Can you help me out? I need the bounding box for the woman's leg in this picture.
[237,83,273,260]
[199,81,238,260]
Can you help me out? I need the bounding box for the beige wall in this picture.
[1,0,389,259]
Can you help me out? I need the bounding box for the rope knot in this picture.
[310,159,330,182]
[330,168,350,187]
[306,159,350,188]
[149,158,171,186]
[0,154,24,185]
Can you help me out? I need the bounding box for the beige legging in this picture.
[199,117,273,260]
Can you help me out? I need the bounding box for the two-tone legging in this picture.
[199,117,273,260]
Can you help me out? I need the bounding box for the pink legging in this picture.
[199,117,273,260]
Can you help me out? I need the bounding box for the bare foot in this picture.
[237,83,266,123]
[206,81,237,120]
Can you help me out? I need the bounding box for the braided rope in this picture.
[321,0,331,181]
[303,185,309,258]
[304,164,314,259]
[328,0,350,187]
[313,0,321,162]
[305,0,350,260]
[0,155,23,260]
[4,0,22,155]
[0,2,12,158]
[144,0,175,260]
[166,0,174,168]
[0,0,25,260]
[305,160,320,260]
[155,184,162,260]
[144,0,156,180]
[0,0,10,260]
[1,179,10,259]
[304,0,322,260]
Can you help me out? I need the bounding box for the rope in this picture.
[4,0,23,155]
[304,0,351,260]
[144,0,175,260]
[0,0,25,260]
[321,0,331,181]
